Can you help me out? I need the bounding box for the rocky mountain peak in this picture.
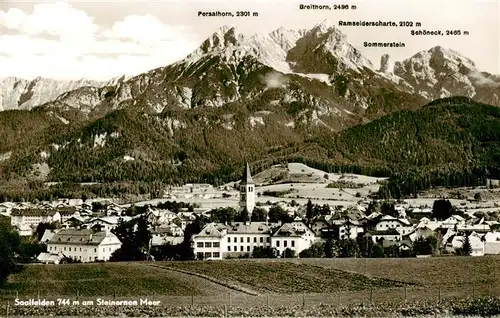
[311,19,336,34]
[286,19,372,73]
[269,27,307,51]
[197,24,245,54]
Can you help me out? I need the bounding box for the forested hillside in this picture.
[0,97,498,200]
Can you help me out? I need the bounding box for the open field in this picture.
[1,258,500,317]
[0,262,241,298]
[162,260,407,294]
[286,256,500,289]
[2,257,499,300]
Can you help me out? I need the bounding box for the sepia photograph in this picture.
[0,0,499,317]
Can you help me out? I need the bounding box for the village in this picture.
[1,163,500,264]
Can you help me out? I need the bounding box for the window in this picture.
[228,246,231,251]
[247,246,250,252]
[213,252,220,258]
[213,242,220,248]
[197,242,204,248]
[204,252,212,258]
[94,248,97,252]
[234,237,237,243]
[103,248,105,252]
[240,246,244,251]
[69,247,71,252]
[276,241,280,247]
[228,237,231,242]
[284,240,288,247]
[240,237,243,243]
[234,246,237,251]
[291,240,295,247]
[254,237,257,243]
[266,237,270,243]
[205,242,212,248]
[64,247,66,251]
[260,237,263,243]
[80,248,82,252]
[197,252,203,259]
[109,248,111,251]
[247,237,250,243]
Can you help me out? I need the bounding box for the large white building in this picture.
[194,221,273,259]
[10,209,62,236]
[42,229,122,263]
[193,219,319,259]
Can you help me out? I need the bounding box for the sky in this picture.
[0,0,499,80]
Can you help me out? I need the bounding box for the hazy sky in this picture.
[1,0,499,80]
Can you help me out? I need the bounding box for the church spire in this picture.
[240,162,255,185]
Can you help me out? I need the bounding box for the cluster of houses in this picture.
[193,164,500,259]
[1,164,500,263]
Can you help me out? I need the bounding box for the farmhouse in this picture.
[43,229,122,262]
[84,216,124,231]
[374,215,412,232]
[441,215,466,229]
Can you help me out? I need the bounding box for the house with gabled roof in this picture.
[193,223,228,259]
[441,215,466,229]
[373,215,414,236]
[56,206,77,223]
[271,221,317,257]
[310,215,333,235]
[84,216,127,231]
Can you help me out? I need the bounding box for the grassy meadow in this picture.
[1,256,499,302]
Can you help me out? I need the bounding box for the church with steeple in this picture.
[238,163,255,218]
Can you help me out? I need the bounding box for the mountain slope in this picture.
[1,21,499,191]
[0,76,131,111]
[307,97,500,170]
[1,97,498,189]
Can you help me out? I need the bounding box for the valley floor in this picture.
[1,256,499,304]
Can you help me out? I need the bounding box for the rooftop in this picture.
[48,229,116,246]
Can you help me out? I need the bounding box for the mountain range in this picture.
[0,20,499,193]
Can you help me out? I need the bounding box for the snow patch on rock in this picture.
[0,151,12,161]
[249,116,265,127]
[93,133,107,148]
